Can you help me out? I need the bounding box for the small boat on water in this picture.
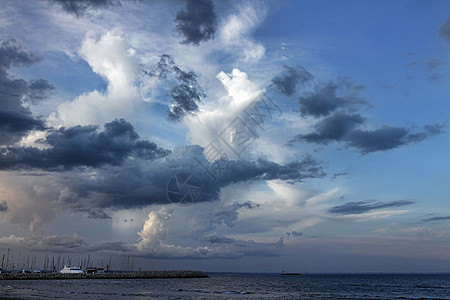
[60,265,84,274]
[281,270,301,276]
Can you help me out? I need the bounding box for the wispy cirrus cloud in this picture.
[218,3,267,61]
[422,216,450,222]
[329,200,414,215]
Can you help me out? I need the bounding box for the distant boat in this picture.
[281,270,301,276]
[60,265,84,274]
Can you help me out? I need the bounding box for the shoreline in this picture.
[0,270,209,280]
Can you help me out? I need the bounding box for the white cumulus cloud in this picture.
[185,68,264,159]
[49,31,141,128]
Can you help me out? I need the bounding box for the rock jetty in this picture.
[0,270,209,280]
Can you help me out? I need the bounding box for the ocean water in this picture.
[1,273,450,299]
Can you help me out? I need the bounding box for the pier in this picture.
[0,270,209,280]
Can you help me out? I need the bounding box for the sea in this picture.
[1,273,450,299]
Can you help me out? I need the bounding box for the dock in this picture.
[0,270,209,280]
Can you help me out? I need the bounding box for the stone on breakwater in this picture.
[0,270,209,280]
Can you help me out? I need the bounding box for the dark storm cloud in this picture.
[28,79,55,103]
[168,69,205,121]
[0,76,54,109]
[0,119,170,170]
[423,216,450,222]
[348,127,411,153]
[271,65,314,96]
[347,125,434,154]
[0,200,7,212]
[290,72,444,153]
[439,18,450,43]
[145,54,205,120]
[329,200,414,215]
[0,39,51,109]
[56,146,325,212]
[174,0,217,45]
[293,111,444,154]
[298,80,366,117]
[299,113,365,144]
[0,110,45,144]
[215,154,325,186]
[0,39,54,145]
[0,39,40,69]
[50,0,121,17]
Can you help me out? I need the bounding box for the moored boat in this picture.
[60,265,84,274]
[86,267,105,274]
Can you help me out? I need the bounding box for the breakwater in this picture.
[0,270,209,280]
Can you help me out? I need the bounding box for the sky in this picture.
[0,0,449,273]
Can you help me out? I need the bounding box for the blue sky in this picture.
[0,0,449,273]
